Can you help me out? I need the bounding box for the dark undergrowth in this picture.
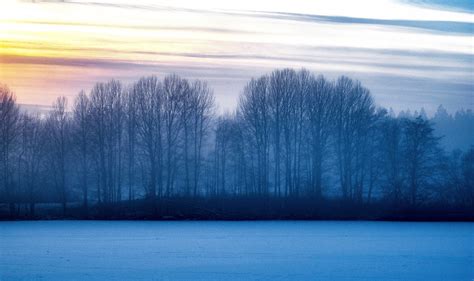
[1,197,473,221]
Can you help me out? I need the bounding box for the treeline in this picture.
[431,105,473,151]
[0,69,473,219]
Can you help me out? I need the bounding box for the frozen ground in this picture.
[0,221,472,281]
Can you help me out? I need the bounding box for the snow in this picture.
[0,221,472,281]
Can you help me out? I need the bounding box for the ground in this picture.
[0,221,472,281]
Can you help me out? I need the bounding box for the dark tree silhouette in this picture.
[0,69,472,219]
[403,116,440,206]
[0,85,20,217]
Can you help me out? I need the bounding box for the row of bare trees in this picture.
[214,69,472,206]
[0,69,473,217]
[1,74,215,216]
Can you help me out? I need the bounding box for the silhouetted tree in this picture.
[239,76,271,195]
[461,147,474,206]
[0,69,472,219]
[19,113,46,216]
[162,75,187,196]
[124,86,139,201]
[379,115,404,204]
[333,76,375,202]
[89,80,123,203]
[47,96,70,214]
[188,81,215,196]
[0,85,20,216]
[305,74,334,198]
[134,76,163,199]
[72,91,91,209]
[403,116,440,206]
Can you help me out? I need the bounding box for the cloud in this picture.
[402,0,474,13]
[23,0,474,35]
[19,0,159,10]
[3,44,472,81]
[258,12,473,34]
[8,19,258,35]
[5,0,473,113]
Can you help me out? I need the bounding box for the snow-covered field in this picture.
[0,221,472,281]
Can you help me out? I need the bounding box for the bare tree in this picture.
[134,76,163,200]
[290,69,310,196]
[89,80,123,203]
[162,74,187,196]
[47,96,70,214]
[19,114,46,216]
[269,69,298,196]
[379,115,404,203]
[334,76,375,202]
[72,91,91,209]
[189,80,215,196]
[1,68,471,219]
[305,74,335,198]
[124,86,139,201]
[403,116,440,206]
[0,85,20,216]
[239,76,271,195]
[461,147,474,207]
[214,115,232,195]
[180,82,193,195]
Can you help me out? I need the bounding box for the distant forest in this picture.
[1,69,473,220]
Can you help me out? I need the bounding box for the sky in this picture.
[0,0,472,113]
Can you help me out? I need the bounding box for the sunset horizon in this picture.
[1,0,473,113]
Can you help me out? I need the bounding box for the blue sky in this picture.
[0,0,472,113]
[405,0,473,12]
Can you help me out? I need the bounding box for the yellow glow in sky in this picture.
[0,0,473,112]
